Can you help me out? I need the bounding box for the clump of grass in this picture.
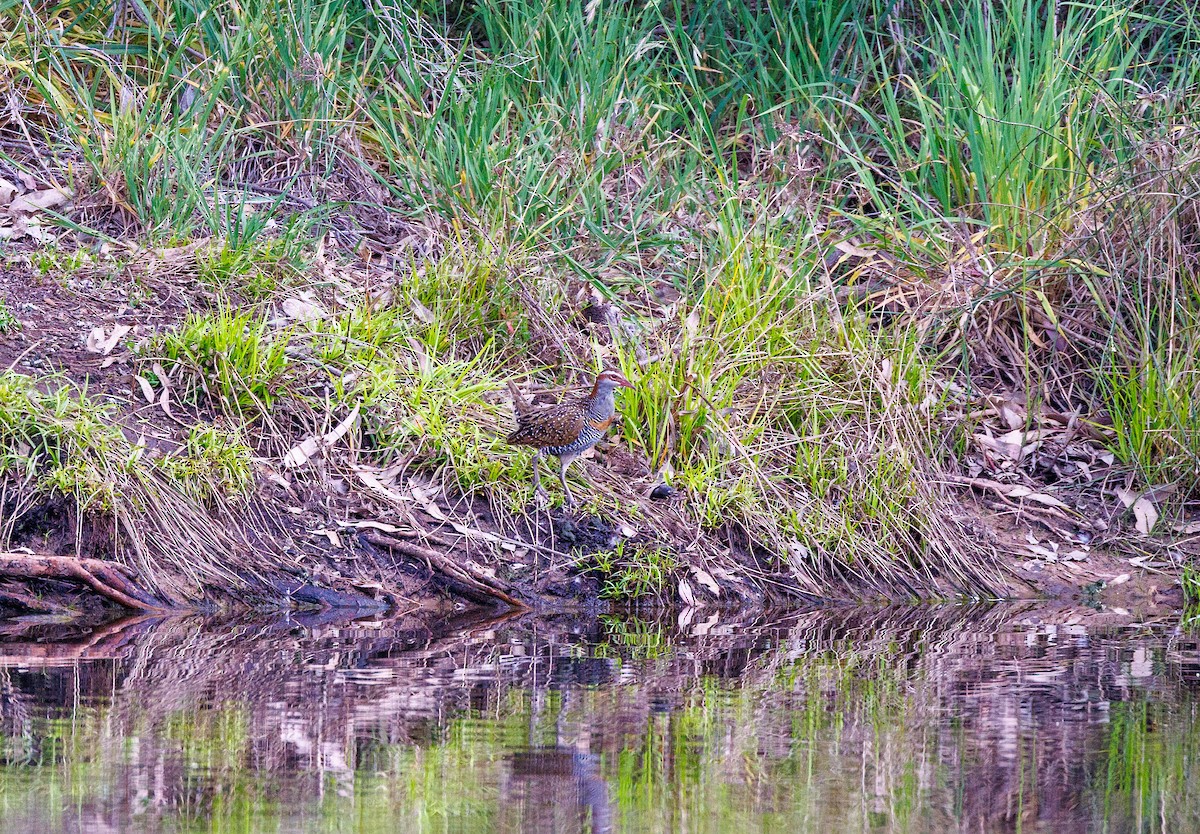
[0,297,20,334]
[196,238,301,301]
[593,543,679,603]
[154,424,255,503]
[0,371,134,510]
[146,310,291,419]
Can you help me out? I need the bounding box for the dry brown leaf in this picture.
[353,466,411,504]
[313,529,342,547]
[1114,487,1138,508]
[100,324,132,352]
[159,386,174,419]
[284,405,360,467]
[1006,485,1070,510]
[411,300,435,324]
[281,296,327,323]
[344,520,405,533]
[283,437,322,468]
[7,186,71,216]
[406,336,432,376]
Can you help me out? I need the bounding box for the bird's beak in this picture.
[618,376,635,389]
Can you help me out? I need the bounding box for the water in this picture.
[0,604,1196,833]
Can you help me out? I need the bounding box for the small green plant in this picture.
[1182,566,1200,632]
[155,424,255,503]
[196,239,298,300]
[0,370,132,509]
[592,542,678,602]
[30,247,91,279]
[0,297,20,333]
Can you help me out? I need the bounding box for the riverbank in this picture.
[0,238,1189,616]
[0,0,1197,615]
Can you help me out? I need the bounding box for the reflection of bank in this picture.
[501,747,611,834]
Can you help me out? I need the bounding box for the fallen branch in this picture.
[359,531,528,611]
[0,553,168,611]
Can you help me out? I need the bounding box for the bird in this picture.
[506,369,634,507]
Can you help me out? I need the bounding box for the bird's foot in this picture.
[533,487,550,508]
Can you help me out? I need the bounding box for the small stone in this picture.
[649,483,676,501]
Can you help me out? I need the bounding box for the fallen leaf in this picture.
[677,578,696,606]
[283,436,322,468]
[833,239,877,258]
[1114,487,1139,508]
[353,466,411,504]
[1173,520,1200,534]
[7,186,71,215]
[313,529,342,547]
[1006,486,1070,510]
[691,567,720,596]
[1109,573,1130,585]
[420,501,448,522]
[344,520,405,533]
[281,296,327,323]
[283,404,360,468]
[411,299,435,324]
[135,375,156,404]
[1133,496,1158,535]
[85,326,105,353]
[103,324,131,355]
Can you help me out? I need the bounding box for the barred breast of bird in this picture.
[545,416,612,456]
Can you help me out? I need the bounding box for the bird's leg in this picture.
[531,450,549,505]
[559,456,576,508]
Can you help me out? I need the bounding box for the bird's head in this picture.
[593,369,635,393]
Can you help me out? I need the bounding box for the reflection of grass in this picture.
[1093,701,1200,833]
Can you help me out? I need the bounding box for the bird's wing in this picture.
[507,404,585,446]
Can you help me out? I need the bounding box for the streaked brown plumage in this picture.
[506,370,634,507]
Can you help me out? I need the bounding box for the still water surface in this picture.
[0,604,1196,833]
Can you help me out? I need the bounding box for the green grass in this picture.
[0,296,20,334]
[3,0,1199,596]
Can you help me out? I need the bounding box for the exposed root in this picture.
[359,531,529,611]
[0,553,168,611]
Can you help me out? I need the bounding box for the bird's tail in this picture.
[506,380,533,416]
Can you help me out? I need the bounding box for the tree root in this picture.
[0,553,168,611]
[359,531,529,611]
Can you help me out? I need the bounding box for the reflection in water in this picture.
[0,605,1196,833]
